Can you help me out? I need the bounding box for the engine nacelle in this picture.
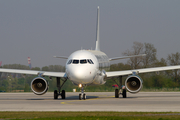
[125,75,143,93]
[31,77,48,95]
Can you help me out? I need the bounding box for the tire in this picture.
[122,89,126,98]
[83,94,86,100]
[115,89,119,98]
[79,94,82,100]
[61,90,66,99]
[54,90,58,99]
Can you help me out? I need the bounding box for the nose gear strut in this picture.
[79,85,86,100]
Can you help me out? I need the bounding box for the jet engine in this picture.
[31,77,48,95]
[125,75,143,93]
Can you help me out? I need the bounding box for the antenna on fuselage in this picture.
[95,6,100,51]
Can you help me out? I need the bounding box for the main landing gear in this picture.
[115,88,126,98]
[54,77,67,99]
[113,76,127,98]
[79,84,86,100]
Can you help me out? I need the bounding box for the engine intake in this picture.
[31,77,48,95]
[125,75,143,93]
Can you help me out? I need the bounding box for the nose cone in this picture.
[67,65,96,84]
[71,69,88,80]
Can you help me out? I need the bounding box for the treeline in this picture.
[0,41,180,92]
[109,42,180,89]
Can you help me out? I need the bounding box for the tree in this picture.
[42,65,65,72]
[31,67,40,71]
[167,52,180,83]
[142,43,157,67]
[123,41,144,69]
[110,63,131,71]
[50,65,65,72]
[42,66,49,71]
[154,58,167,67]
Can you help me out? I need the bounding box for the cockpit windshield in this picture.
[80,59,87,64]
[73,60,79,64]
[67,59,94,65]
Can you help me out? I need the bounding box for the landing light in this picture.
[79,84,82,88]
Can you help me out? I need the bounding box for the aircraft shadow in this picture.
[56,95,99,100]
[24,96,99,100]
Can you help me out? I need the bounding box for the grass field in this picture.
[0,112,180,120]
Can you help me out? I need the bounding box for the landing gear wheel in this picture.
[122,89,126,98]
[83,94,86,100]
[54,90,58,99]
[61,90,66,99]
[115,89,119,98]
[79,94,82,100]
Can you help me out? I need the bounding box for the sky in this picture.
[0,0,180,68]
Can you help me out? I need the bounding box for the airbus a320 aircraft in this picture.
[1,6,180,100]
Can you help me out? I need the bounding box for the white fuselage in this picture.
[65,50,110,86]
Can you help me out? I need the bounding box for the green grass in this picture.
[0,112,180,120]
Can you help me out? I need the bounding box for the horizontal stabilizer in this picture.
[53,56,68,59]
[109,54,146,61]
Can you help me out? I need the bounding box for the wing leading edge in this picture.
[0,68,66,78]
[106,65,180,77]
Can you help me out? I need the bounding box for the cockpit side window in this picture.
[80,59,87,64]
[67,59,72,64]
[89,59,94,64]
[87,59,94,64]
[87,59,91,64]
[73,60,79,64]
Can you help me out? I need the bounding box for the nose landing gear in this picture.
[79,93,86,100]
[79,84,86,100]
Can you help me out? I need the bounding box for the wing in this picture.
[109,54,146,61]
[106,65,180,77]
[0,68,66,77]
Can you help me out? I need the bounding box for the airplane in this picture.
[1,6,180,100]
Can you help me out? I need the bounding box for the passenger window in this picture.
[73,60,79,64]
[80,59,87,64]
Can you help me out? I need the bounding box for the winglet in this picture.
[95,6,100,51]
